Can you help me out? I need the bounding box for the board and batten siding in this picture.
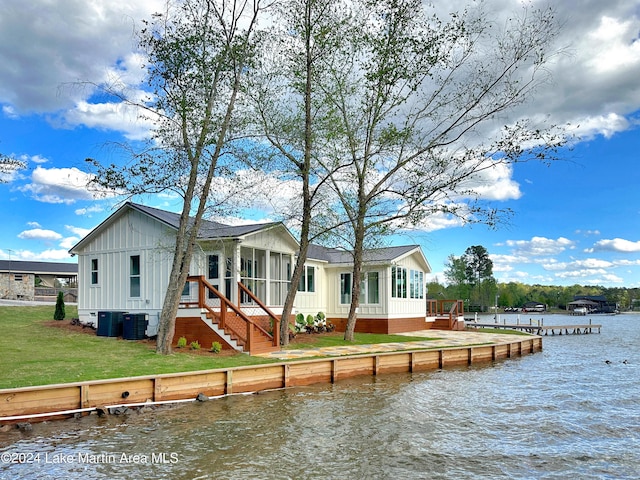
[321,266,390,320]
[237,226,298,254]
[320,251,428,321]
[292,259,327,318]
[75,209,177,333]
[387,252,428,319]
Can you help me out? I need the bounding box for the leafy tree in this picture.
[444,254,471,301]
[444,245,495,309]
[54,292,66,321]
[463,245,494,286]
[88,0,271,354]
[247,0,347,345]
[309,0,565,340]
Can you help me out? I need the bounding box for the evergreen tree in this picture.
[54,291,66,321]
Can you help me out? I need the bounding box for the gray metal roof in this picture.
[130,203,279,238]
[0,260,77,275]
[307,244,422,265]
[70,202,292,255]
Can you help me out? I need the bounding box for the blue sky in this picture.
[1,0,639,288]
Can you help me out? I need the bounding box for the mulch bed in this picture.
[42,319,335,357]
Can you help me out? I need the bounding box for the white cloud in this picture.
[555,268,609,279]
[59,237,81,249]
[569,113,631,140]
[587,16,640,74]
[416,212,467,233]
[18,166,118,204]
[65,225,92,238]
[459,162,522,201]
[0,0,164,114]
[504,236,575,256]
[588,238,640,253]
[576,229,601,236]
[17,228,62,241]
[74,205,105,216]
[583,274,625,285]
[5,248,73,262]
[14,154,50,165]
[2,105,17,118]
[62,99,155,141]
[615,259,640,266]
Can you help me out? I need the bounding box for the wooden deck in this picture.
[468,321,601,335]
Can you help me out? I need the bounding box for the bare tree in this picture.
[88,0,271,354]
[247,0,348,345]
[313,0,566,340]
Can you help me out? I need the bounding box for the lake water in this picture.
[1,313,639,479]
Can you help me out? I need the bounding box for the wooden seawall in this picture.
[0,336,541,424]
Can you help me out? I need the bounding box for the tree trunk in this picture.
[279,2,316,346]
[279,239,309,345]
[343,216,366,342]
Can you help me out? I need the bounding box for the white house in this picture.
[69,202,438,353]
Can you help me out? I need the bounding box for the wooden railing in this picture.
[427,299,465,330]
[182,276,279,353]
[238,281,280,349]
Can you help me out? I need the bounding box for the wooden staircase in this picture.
[203,309,276,354]
[179,276,280,355]
[428,299,466,331]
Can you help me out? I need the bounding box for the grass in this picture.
[0,306,440,389]
[0,305,275,389]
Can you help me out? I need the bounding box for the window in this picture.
[182,281,190,296]
[240,247,266,303]
[208,254,219,280]
[270,252,291,305]
[410,270,424,299]
[297,265,315,293]
[391,266,407,298]
[91,259,99,285]
[340,273,352,304]
[13,274,23,282]
[360,272,379,304]
[130,255,141,297]
[225,257,232,299]
[207,254,220,299]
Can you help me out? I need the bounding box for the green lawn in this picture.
[0,305,275,389]
[0,305,438,389]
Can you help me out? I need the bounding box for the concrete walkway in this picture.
[256,329,535,360]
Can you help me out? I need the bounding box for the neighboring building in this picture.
[69,202,433,352]
[0,260,77,301]
[568,295,617,314]
[522,301,546,312]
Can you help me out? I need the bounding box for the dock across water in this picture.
[468,319,601,335]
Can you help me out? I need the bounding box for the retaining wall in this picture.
[0,336,541,424]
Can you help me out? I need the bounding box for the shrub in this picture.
[210,341,222,353]
[176,336,187,348]
[294,313,307,334]
[190,340,201,350]
[53,292,65,321]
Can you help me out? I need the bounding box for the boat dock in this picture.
[467,319,601,335]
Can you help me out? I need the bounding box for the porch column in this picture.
[231,239,241,305]
[265,248,271,307]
